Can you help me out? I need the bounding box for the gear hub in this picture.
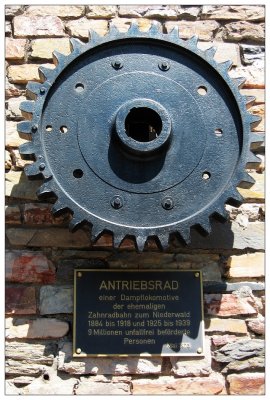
[18,23,261,251]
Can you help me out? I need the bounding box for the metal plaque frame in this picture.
[73,269,204,357]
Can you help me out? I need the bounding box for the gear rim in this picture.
[18,22,262,251]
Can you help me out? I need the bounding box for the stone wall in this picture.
[5,5,265,395]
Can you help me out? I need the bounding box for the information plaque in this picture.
[73,269,204,357]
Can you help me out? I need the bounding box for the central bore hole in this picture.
[125,107,162,142]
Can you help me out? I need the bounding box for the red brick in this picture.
[5,287,36,315]
[247,319,265,335]
[212,335,238,347]
[227,373,265,395]
[5,205,21,224]
[93,233,113,248]
[14,16,65,38]
[132,374,225,395]
[93,234,141,250]
[23,203,53,224]
[6,227,91,248]
[5,78,25,98]
[23,203,71,225]
[5,38,26,60]
[5,250,55,284]
[204,294,257,317]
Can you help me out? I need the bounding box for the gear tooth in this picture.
[157,234,169,251]
[186,35,198,47]
[168,25,179,40]
[179,228,191,245]
[19,100,35,118]
[88,29,101,45]
[69,37,83,53]
[214,207,229,222]
[52,201,66,214]
[91,225,103,241]
[204,46,217,59]
[69,214,83,231]
[233,77,246,89]
[136,235,146,252]
[108,24,120,36]
[219,59,233,72]
[52,50,65,66]
[38,66,54,82]
[36,183,54,197]
[25,160,51,178]
[198,220,212,235]
[128,21,140,34]
[26,82,42,99]
[238,171,255,189]
[243,171,255,184]
[250,132,264,143]
[148,21,162,35]
[248,113,261,128]
[24,161,40,177]
[43,170,52,179]
[17,121,33,137]
[227,189,243,206]
[246,151,261,168]
[244,95,256,107]
[250,132,264,147]
[113,234,124,248]
[19,142,35,155]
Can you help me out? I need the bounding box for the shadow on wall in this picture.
[179,220,235,250]
[5,169,44,202]
[6,168,235,250]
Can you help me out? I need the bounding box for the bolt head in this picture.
[31,124,38,132]
[162,197,174,210]
[112,60,123,70]
[40,87,46,94]
[111,195,123,209]
[159,61,170,71]
[39,163,45,171]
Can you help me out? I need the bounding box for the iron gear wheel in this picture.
[18,22,262,251]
